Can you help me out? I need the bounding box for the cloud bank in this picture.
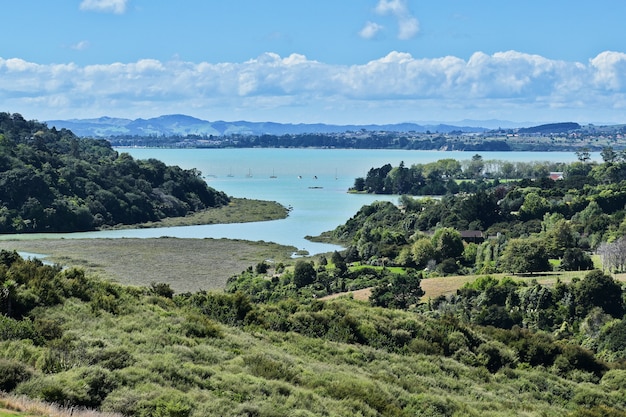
[1,50,626,123]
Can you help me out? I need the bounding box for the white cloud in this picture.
[590,51,626,91]
[1,51,626,123]
[79,0,128,14]
[374,0,420,40]
[359,21,384,39]
[71,41,90,51]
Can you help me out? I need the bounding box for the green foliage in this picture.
[561,248,594,271]
[0,266,624,416]
[0,359,33,391]
[574,270,625,318]
[150,282,174,299]
[293,261,317,288]
[0,112,229,233]
[500,237,551,274]
[370,272,424,309]
[184,291,255,326]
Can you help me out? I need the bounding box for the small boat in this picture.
[246,169,252,178]
[227,167,234,177]
[270,169,277,179]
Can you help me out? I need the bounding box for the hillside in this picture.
[0,251,625,417]
[46,114,487,138]
[0,113,229,233]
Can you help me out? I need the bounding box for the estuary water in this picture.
[2,149,584,255]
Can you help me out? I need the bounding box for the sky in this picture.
[2,0,626,125]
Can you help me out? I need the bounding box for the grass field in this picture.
[324,270,626,303]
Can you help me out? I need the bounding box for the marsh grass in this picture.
[0,238,296,294]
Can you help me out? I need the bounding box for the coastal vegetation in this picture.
[310,151,626,279]
[0,113,231,233]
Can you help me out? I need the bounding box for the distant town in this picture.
[47,115,626,152]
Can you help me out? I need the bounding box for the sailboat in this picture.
[246,168,252,178]
[227,167,234,177]
[270,169,277,179]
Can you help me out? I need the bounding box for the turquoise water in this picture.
[1,148,585,255]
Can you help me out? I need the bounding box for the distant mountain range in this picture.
[45,114,492,138]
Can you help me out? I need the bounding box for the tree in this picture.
[457,190,500,230]
[601,146,617,163]
[431,227,464,261]
[500,237,550,274]
[331,251,348,276]
[410,238,436,269]
[293,261,317,288]
[575,270,625,318]
[370,272,424,310]
[560,248,593,271]
[466,154,485,179]
[543,219,576,258]
[576,147,591,163]
[519,192,549,220]
[597,237,626,272]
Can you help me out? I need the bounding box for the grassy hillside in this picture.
[1,252,625,417]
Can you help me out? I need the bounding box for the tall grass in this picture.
[0,394,123,417]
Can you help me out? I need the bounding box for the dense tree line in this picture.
[0,113,229,233]
[317,153,626,275]
[350,155,574,195]
[107,132,515,151]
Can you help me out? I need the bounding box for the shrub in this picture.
[0,358,33,391]
[0,316,40,343]
[182,312,222,338]
[553,343,606,378]
[476,340,517,373]
[600,369,626,391]
[150,282,175,299]
[91,346,135,370]
[243,353,297,382]
[16,366,118,408]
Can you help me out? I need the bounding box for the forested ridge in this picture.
[0,113,229,233]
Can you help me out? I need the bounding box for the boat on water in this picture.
[270,169,277,178]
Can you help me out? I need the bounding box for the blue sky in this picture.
[2,0,626,125]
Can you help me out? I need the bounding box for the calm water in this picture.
[2,149,585,255]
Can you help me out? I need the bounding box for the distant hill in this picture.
[517,122,581,134]
[46,114,488,137]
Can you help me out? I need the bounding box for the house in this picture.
[549,172,564,180]
[460,230,484,244]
